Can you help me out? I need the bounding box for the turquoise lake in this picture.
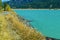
[14,9,60,39]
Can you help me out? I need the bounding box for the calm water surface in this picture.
[14,9,60,39]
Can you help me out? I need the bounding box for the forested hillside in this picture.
[5,0,60,9]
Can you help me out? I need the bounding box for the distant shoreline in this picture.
[12,9,59,10]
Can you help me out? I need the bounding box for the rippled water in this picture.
[14,9,60,39]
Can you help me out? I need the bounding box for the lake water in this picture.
[14,9,60,39]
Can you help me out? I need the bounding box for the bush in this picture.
[4,3,11,11]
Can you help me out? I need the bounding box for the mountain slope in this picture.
[6,0,60,8]
[0,11,46,40]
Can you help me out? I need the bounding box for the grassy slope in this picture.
[0,11,46,40]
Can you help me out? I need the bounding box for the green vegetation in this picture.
[6,0,60,9]
[0,0,11,11]
[0,0,2,7]
[0,0,2,10]
[4,2,11,11]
